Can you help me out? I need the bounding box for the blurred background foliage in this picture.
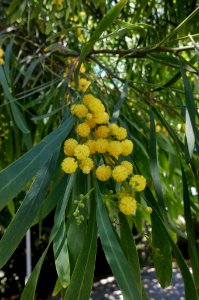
[0,0,199,299]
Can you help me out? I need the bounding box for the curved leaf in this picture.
[64,200,97,300]
[0,115,74,210]
[20,243,50,300]
[0,152,58,269]
[144,187,198,300]
[96,183,142,300]
[53,220,70,288]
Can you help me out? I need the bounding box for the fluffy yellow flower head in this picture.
[96,165,112,181]
[78,78,91,92]
[130,175,146,192]
[64,138,78,156]
[61,157,78,174]
[94,112,109,124]
[79,157,94,174]
[0,58,4,65]
[121,139,133,156]
[87,98,105,114]
[71,104,88,118]
[84,139,97,154]
[109,123,119,135]
[0,48,4,58]
[107,141,122,159]
[95,138,109,153]
[115,127,127,141]
[76,123,90,137]
[82,94,97,106]
[85,113,96,129]
[94,125,109,139]
[119,196,137,215]
[74,144,90,160]
[121,161,133,176]
[112,165,129,182]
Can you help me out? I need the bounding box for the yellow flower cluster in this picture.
[61,93,147,216]
[53,0,63,5]
[71,78,91,93]
[0,48,4,65]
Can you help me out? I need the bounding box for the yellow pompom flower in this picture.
[76,123,90,137]
[0,58,4,65]
[121,139,133,156]
[94,125,109,139]
[71,104,88,118]
[79,157,94,174]
[112,165,129,182]
[107,141,122,159]
[95,138,109,153]
[115,127,127,141]
[85,113,96,129]
[96,165,112,181]
[121,161,133,176]
[87,99,105,114]
[78,78,91,92]
[61,157,78,174]
[82,94,97,106]
[84,139,97,154]
[130,175,146,192]
[64,138,78,156]
[119,196,137,215]
[109,123,119,135]
[94,112,109,124]
[74,144,90,160]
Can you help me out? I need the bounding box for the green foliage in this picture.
[0,0,199,299]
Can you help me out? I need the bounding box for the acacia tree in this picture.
[0,0,199,299]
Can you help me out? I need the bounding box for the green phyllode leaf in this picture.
[144,187,198,300]
[181,166,199,289]
[0,152,59,269]
[151,216,173,288]
[119,213,142,292]
[0,115,74,210]
[53,220,70,289]
[64,199,97,300]
[96,183,142,300]
[20,243,50,300]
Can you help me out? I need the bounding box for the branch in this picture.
[91,45,195,57]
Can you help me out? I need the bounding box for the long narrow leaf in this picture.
[181,165,199,288]
[0,115,74,210]
[20,244,50,300]
[0,152,58,269]
[149,110,167,218]
[151,216,172,288]
[96,183,142,300]
[53,220,70,288]
[0,65,30,134]
[64,200,97,300]
[144,187,198,300]
[119,213,142,291]
[157,7,199,46]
